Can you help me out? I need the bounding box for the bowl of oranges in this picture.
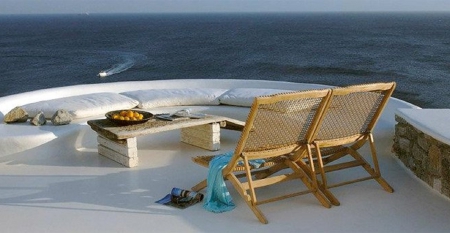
[105,109,153,126]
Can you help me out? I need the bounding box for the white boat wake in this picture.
[98,58,135,77]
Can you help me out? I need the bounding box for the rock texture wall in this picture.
[393,115,450,198]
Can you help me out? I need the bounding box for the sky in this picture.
[1,0,449,15]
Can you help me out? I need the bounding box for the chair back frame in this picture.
[223,89,332,175]
[312,82,396,206]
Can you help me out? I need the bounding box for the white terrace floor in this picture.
[0,80,450,232]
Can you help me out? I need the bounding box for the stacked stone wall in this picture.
[393,115,450,198]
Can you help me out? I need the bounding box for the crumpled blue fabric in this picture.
[203,151,265,213]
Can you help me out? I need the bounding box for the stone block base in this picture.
[393,115,450,198]
[97,135,138,167]
[180,123,220,151]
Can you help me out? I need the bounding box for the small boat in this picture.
[98,71,108,77]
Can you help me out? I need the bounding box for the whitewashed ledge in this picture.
[395,109,450,146]
[3,79,450,233]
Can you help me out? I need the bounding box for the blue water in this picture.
[1,12,450,108]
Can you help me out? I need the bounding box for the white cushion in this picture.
[121,88,227,109]
[22,92,139,119]
[219,88,292,107]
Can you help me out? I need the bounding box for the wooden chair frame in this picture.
[190,82,396,223]
[312,82,396,206]
[191,89,333,224]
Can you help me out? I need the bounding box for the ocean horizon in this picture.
[1,12,449,108]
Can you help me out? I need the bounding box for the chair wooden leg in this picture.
[246,202,268,224]
[286,160,331,208]
[348,139,394,193]
[368,134,394,193]
[313,143,341,206]
[318,184,340,206]
[297,159,340,206]
[358,156,394,193]
[192,179,207,192]
[227,173,268,224]
[358,158,394,193]
[375,177,394,193]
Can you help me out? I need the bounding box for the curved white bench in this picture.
[0,80,327,156]
[0,79,417,158]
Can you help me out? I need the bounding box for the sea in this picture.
[1,12,450,108]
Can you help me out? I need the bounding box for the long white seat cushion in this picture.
[218,88,292,107]
[21,92,139,119]
[121,88,227,109]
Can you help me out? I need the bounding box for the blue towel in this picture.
[203,151,265,213]
[203,151,235,213]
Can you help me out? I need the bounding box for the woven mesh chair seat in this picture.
[192,154,286,172]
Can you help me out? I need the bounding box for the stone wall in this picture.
[393,115,450,198]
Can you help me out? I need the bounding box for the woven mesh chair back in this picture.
[234,89,331,159]
[316,82,396,141]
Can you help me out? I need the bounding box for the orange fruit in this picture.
[126,111,134,118]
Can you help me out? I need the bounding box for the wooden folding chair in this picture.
[191,89,333,224]
[312,82,396,206]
